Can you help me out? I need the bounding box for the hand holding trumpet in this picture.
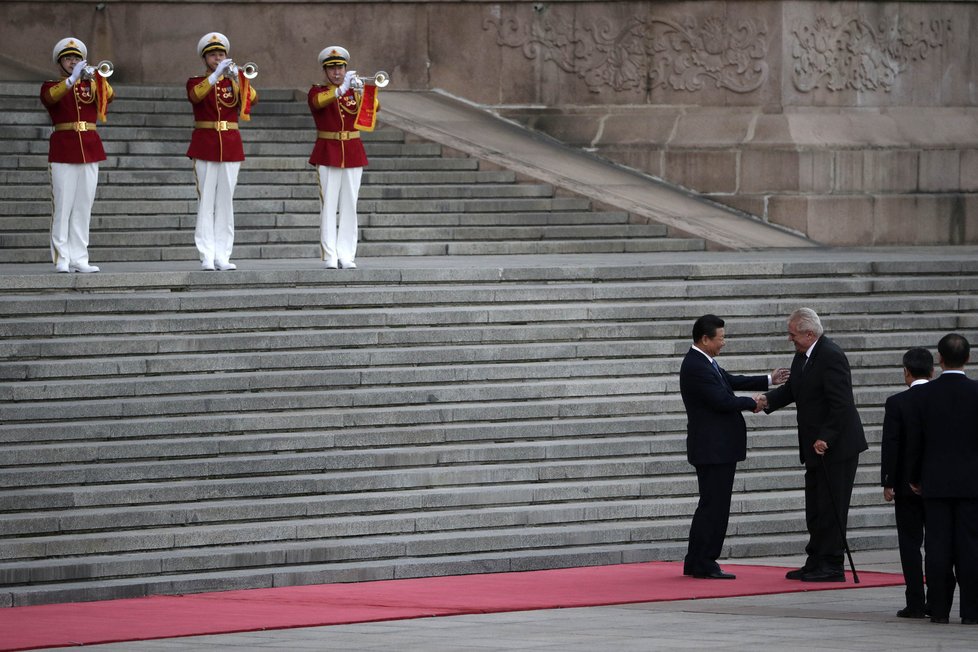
[348,70,390,90]
[81,60,114,80]
[226,60,258,80]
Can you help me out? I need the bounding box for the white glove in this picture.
[67,60,86,87]
[208,59,233,85]
[338,70,356,95]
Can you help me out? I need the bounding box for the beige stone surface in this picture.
[872,195,962,245]
[805,196,876,245]
[740,150,832,193]
[664,150,738,194]
[962,150,978,192]
[861,150,920,193]
[918,150,961,193]
[381,91,813,250]
[766,196,814,237]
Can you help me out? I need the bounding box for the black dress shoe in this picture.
[896,607,927,619]
[692,570,736,580]
[785,567,811,580]
[800,569,845,582]
[930,616,950,624]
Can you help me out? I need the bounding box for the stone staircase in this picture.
[3,255,977,607]
[0,82,704,263]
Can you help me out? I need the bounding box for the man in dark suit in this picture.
[680,314,789,580]
[906,333,978,625]
[880,347,933,618]
[764,308,868,582]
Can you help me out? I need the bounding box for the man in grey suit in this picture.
[764,308,868,582]
[906,333,978,625]
[679,314,789,579]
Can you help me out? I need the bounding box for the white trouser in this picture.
[50,162,99,266]
[318,165,362,263]
[193,159,240,265]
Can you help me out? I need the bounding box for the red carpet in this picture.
[0,562,902,651]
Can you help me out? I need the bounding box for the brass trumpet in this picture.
[81,60,114,80]
[226,60,258,80]
[350,70,390,89]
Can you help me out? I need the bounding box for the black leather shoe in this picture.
[930,616,950,624]
[962,619,977,625]
[896,607,927,619]
[785,567,811,580]
[800,569,845,582]
[692,570,736,580]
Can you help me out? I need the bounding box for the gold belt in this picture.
[54,122,97,132]
[195,121,239,131]
[317,130,360,141]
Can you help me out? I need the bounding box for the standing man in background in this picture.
[880,347,934,618]
[765,308,867,582]
[906,333,978,625]
[187,32,257,271]
[680,314,789,580]
[41,37,113,273]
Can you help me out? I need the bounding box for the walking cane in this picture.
[818,454,860,583]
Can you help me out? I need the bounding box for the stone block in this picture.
[862,150,920,193]
[872,195,960,245]
[663,150,738,193]
[741,149,832,193]
[673,111,755,147]
[961,151,978,191]
[919,150,960,192]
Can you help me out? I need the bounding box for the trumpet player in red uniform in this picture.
[187,32,257,271]
[41,37,114,273]
[308,46,379,269]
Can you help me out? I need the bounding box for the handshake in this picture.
[752,393,768,413]
[752,367,789,413]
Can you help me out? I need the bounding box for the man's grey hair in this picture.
[789,307,824,337]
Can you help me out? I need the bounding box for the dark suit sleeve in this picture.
[880,394,900,487]
[682,359,757,414]
[764,376,794,413]
[725,371,769,393]
[904,389,925,486]
[813,346,855,447]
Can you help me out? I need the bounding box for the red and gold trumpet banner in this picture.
[238,70,252,121]
[96,74,109,123]
[354,84,379,132]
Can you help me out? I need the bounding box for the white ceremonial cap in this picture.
[52,37,87,64]
[319,46,350,67]
[197,32,230,57]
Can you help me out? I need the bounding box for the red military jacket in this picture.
[307,84,372,168]
[186,76,258,162]
[40,78,113,164]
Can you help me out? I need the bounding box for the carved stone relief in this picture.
[791,16,952,92]
[485,12,769,94]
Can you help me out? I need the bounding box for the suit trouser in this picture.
[193,160,239,265]
[894,492,926,610]
[317,165,362,263]
[50,162,99,266]
[924,497,978,620]
[684,462,736,574]
[803,454,858,570]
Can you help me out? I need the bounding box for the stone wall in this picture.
[5,0,977,244]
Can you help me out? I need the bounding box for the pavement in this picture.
[36,549,977,651]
